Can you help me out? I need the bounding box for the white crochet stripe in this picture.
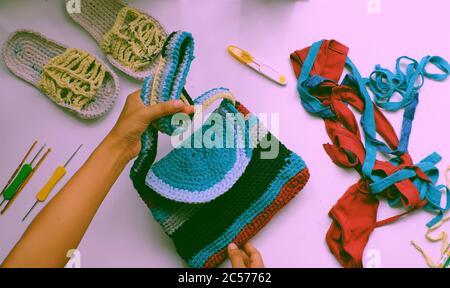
[146,114,252,203]
[145,147,251,204]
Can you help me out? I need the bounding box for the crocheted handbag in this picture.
[2,30,119,119]
[65,0,167,80]
[130,31,310,267]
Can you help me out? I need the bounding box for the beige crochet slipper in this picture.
[65,0,167,81]
[3,30,119,119]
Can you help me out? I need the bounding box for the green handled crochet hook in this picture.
[0,144,46,208]
[1,147,51,215]
[0,141,37,198]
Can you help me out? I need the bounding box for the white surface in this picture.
[0,0,449,268]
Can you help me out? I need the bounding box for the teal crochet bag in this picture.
[130,31,310,267]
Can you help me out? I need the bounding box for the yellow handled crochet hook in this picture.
[22,144,83,222]
[227,45,287,86]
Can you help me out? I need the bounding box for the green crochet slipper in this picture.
[2,30,119,119]
[65,0,167,80]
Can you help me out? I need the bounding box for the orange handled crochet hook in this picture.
[22,145,82,222]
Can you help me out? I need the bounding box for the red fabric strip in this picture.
[290,40,428,267]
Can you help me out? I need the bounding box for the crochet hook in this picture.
[227,45,287,86]
[22,144,83,222]
[0,140,37,198]
[0,144,46,208]
[0,148,51,215]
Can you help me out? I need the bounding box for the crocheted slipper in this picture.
[65,0,167,80]
[3,30,119,119]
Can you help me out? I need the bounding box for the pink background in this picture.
[0,0,449,267]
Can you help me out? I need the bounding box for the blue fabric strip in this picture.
[296,40,336,119]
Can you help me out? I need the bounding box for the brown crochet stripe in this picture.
[204,168,310,268]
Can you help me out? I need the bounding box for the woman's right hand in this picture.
[107,89,194,162]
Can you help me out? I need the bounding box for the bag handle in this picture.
[131,31,237,187]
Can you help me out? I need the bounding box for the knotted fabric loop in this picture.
[366,55,449,155]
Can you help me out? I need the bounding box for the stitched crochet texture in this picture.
[39,48,106,110]
[130,31,310,267]
[101,7,166,72]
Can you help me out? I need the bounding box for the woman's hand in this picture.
[107,90,195,161]
[228,242,265,268]
[1,89,195,268]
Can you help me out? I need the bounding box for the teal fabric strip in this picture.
[296,40,336,119]
[367,55,449,154]
[345,58,378,179]
[370,152,442,194]
[296,40,450,228]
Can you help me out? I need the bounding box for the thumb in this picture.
[227,243,246,268]
[142,100,191,123]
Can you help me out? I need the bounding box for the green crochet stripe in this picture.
[38,48,106,110]
[101,7,166,72]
